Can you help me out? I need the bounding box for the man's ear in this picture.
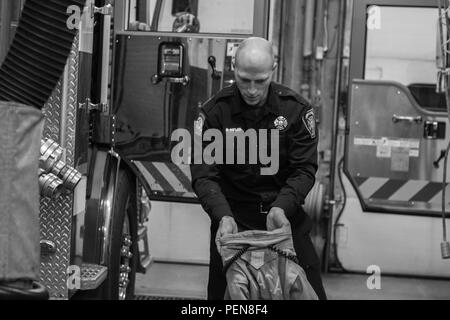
[272,61,278,71]
[232,57,236,69]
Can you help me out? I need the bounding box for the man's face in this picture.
[234,63,274,107]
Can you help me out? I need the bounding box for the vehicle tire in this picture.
[87,169,138,300]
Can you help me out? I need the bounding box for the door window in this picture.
[126,0,255,34]
[364,6,445,111]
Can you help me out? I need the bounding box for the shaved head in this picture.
[233,37,277,107]
[235,37,276,71]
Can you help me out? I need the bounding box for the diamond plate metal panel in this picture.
[39,34,80,300]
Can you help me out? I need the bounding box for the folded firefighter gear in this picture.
[216,227,319,300]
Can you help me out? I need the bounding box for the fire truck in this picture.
[0,0,449,300]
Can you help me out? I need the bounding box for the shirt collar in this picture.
[231,83,280,117]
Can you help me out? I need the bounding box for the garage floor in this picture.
[135,262,450,300]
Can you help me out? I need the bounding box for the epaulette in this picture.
[202,85,235,113]
[272,83,311,107]
[214,84,236,101]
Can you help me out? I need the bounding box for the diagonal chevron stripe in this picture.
[134,161,163,192]
[145,162,174,192]
[353,175,450,210]
[410,182,449,203]
[165,163,193,192]
[177,163,193,181]
[429,184,450,204]
[370,179,408,199]
[354,176,369,186]
[135,162,197,198]
[153,162,190,194]
[389,180,428,201]
[359,177,389,198]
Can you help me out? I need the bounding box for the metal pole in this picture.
[281,0,306,92]
[303,0,315,57]
[440,0,450,259]
[100,13,111,106]
[324,0,347,272]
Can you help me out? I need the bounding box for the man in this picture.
[190,37,327,300]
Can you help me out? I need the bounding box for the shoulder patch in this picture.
[202,86,235,114]
[302,109,316,139]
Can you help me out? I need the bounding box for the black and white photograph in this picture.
[0,0,449,309]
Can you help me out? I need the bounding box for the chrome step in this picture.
[137,226,152,273]
[80,264,108,290]
[138,225,147,240]
[140,254,153,270]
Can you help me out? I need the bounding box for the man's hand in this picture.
[215,216,238,252]
[266,207,290,231]
[216,216,238,239]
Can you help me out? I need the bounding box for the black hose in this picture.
[222,245,301,275]
[0,0,86,109]
[333,158,347,271]
[269,245,299,266]
[222,245,250,274]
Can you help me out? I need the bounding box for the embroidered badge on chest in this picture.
[303,109,316,139]
[274,116,288,130]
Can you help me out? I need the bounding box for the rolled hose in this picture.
[0,0,86,109]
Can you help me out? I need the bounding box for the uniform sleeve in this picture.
[190,108,233,223]
[271,106,318,219]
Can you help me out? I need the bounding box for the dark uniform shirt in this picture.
[190,82,318,229]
